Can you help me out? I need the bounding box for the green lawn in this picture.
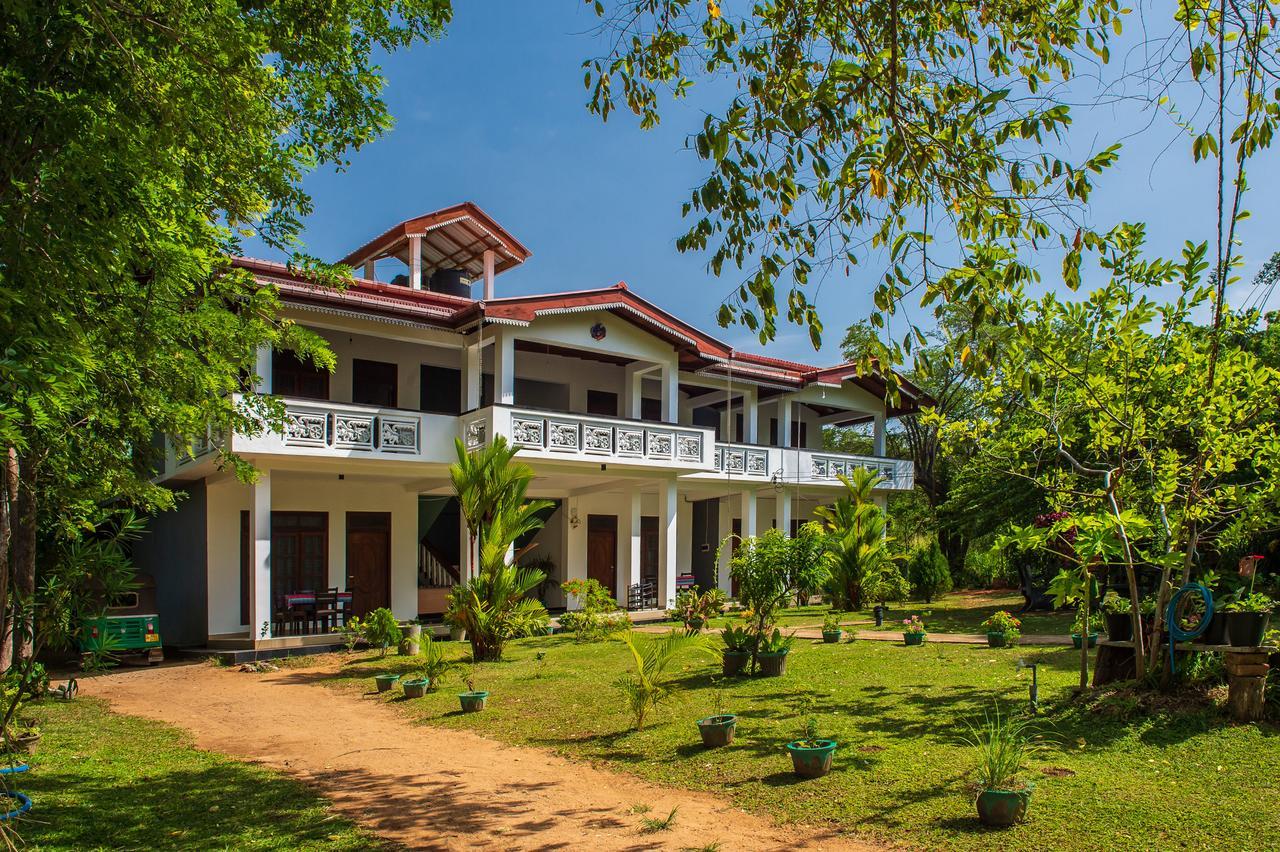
[648,589,1076,636]
[325,632,1278,851]
[16,697,384,850]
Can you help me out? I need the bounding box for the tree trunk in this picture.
[938,527,969,578]
[0,448,15,671]
[9,460,37,665]
[1078,576,1091,691]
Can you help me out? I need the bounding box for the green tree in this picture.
[814,469,891,610]
[726,524,828,672]
[907,539,952,604]
[0,1,454,670]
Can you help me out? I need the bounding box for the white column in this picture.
[660,362,678,424]
[777,490,793,537]
[483,249,496,300]
[620,490,642,607]
[624,363,645,419]
[779,399,793,447]
[251,471,272,642]
[494,330,515,406]
[743,386,758,443]
[362,259,375,281]
[741,488,757,540]
[409,235,423,290]
[716,496,733,595]
[254,345,272,394]
[658,480,678,608]
[872,412,887,456]
[462,339,482,412]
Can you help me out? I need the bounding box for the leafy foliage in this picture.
[362,608,402,658]
[615,629,711,730]
[727,524,827,671]
[667,587,727,635]
[559,578,628,641]
[963,705,1041,791]
[907,539,953,603]
[815,470,892,609]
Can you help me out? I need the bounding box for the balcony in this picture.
[692,443,913,490]
[463,405,716,471]
[228,395,458,463]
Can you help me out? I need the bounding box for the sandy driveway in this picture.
[83,660,876,851]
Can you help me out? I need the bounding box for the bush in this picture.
[908,539,953,602]
[559,579,629,641]
[362,608,402,657]
[863,562,911,606]
[668,587,727,634]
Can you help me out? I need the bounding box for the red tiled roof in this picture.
[234,258,929,411]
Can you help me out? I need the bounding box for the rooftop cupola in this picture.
[339,202,531,299]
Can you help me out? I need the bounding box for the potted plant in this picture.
[720,625,752,676]
[373,673,400,693]
[902,615,927,646]
[443,595,466,642]
[1223,593,1274,648]
[399,621,422,656]
[6,724,40,756]
[1100,591,1133,642]
[785,713,836,778]
[669,587,728,635]
[695,683,737,748]
[401,673,430,698]
[981,611,1021,648]
[756,628,793,676]
[458,668,488,712]
[964,705,1038,827]
[1071,610,1101,649]
[821,612,844,644]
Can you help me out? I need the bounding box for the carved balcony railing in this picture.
[804,452,914,490]
[713,443,773,478]
[279,403,420,454]
[464,406,716,470]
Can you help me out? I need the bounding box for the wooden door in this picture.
[587,515,618,596]
[346,513,391,617]
[640,516,659,586]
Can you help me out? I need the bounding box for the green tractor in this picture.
[79,573,163,665]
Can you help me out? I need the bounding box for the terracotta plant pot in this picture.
[786,739,836,778]
[458,691,489,712]
[401,678,430,699]
[976,785,1033,826]
[696,714,737,747]
[374,674,400,693]
[757,651,789,677]
[822,630,843,644]
[986,631,1008,648]
[721,651,749,677]
[1227,611,1271,648]
[903,632,926,646]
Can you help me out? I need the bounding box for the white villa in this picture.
[138,203,926,651]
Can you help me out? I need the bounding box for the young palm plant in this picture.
[616,629,712,731]
[815,469,892,611]
[448,437,554,661]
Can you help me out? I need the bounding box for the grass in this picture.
[321,596,1279,851]
[647,590,1075,636]
[16,697,385,850]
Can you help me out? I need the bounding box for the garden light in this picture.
[1016,660,1039,710]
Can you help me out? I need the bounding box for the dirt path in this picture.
[83,661,876,851]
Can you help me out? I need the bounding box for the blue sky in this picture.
[249,3,1280,364]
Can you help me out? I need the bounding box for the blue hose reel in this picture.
[1165,583,1214,675]
[0,763,30,821]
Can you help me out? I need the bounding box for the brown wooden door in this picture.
[587,515,618,596]
[346,512,391,617]
[640,516,659,586]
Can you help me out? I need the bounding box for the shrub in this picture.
[362,608,402,657]
[615,630,711,730]
[559,578,629,641]
[720,624,752,653]
[414,634,458,690]
[981,610,1022,642]
[963,704,1041,792]
[907,539,953,602]
[668,587,727,635]
[822,612,842,632]
[728,524,828,672]
[863,562,912,607]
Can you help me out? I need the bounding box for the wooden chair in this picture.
[313,587,341,634]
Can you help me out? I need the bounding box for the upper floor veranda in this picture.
[164,203,926,491]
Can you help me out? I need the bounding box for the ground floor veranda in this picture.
[139,462,883,650]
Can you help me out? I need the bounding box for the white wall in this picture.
[205,472,418,636]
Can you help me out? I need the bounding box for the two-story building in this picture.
[138,203,925,651]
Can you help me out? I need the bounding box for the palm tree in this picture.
[815,468,893,610]
[450,436,540,578]
[616,629,711,730]
[447,437,555,661]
